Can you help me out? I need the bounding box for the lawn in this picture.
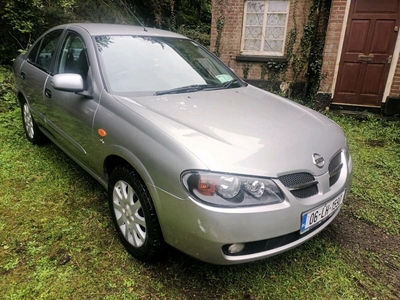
[1,66,399,299]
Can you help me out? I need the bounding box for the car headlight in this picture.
[181,171,285,207]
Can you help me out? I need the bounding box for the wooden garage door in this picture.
[333,0,400,107]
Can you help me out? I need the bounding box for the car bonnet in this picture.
[115,86,347,177]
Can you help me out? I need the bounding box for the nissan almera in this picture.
[13,23,352,265]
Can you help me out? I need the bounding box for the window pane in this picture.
[266,14,287,26]
[36,30,63,71]
[244,39,261,51]
[268,0,289,12]
[245,27,263,39]
[265,27,285,40]
[264,40,283,52]
[56,32,89,86]
[27,41,40,63]
[247,1,265,12]
[246,13,265,26]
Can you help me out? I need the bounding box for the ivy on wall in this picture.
[305,0,331,107]
[213,0,226,58]
[290,0,331,104]
[242,63,252,80]
[261,61,288,93]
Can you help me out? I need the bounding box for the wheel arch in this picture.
[103,155,132,183]
[17,92,27,106]
[103,154,158,201]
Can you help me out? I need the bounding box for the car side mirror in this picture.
[52,73,84,92]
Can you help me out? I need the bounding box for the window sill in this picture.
[235,55,287,63]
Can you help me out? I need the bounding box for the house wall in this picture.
[387,43,400,97]
[318,0,349,95]
[210,0,243,75]
[210,0,311,87]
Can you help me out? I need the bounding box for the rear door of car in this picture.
[42,29,100,165]
[19,29,64,127]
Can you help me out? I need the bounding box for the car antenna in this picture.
[120,1,148,32]
[133,14,147,32]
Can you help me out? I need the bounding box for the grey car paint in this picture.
[13,23,352,264]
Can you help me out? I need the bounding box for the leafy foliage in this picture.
[0,0,212,65]
[1,0,76,64]
[0,66,18,112]
[177,24,210,47]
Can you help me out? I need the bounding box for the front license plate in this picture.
[300,191,345,234]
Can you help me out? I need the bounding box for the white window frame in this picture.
[241,0,290,56]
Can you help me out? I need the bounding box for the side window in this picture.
[56,32,89,83]
[31,30,63,71]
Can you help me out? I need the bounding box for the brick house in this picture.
[210,0,400,114]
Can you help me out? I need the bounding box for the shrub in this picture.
[0,66,18,112]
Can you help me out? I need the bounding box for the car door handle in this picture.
[20,72,25,80]
[45,88,52,98]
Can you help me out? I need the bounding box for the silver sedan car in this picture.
[13,23,352,265]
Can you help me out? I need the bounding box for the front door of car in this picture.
[43,31,99,163]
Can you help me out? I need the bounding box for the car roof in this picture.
[56,23,187,38]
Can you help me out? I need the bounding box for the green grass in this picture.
[1,67,399,299]
[329,113,400,235]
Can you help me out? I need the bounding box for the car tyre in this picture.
[21,100,45,144]
[108,165,164,262]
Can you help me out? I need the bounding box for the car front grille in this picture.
[328,151,343,187]
[278,172,318,198]
[278,151,344,199]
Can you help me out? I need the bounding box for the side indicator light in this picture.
[98,129,107,137]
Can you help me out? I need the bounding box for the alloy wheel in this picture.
[112,180,147,248]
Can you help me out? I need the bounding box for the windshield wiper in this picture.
[222,79,239,89]
[155,80,241,95]
[155,84,215,96]
[204,79,240,91]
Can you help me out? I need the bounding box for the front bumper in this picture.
[154,155,353,265]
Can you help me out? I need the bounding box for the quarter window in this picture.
[27,42,40,64]
[241,0,290,56]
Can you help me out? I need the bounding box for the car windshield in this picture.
[95,35,243,96]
